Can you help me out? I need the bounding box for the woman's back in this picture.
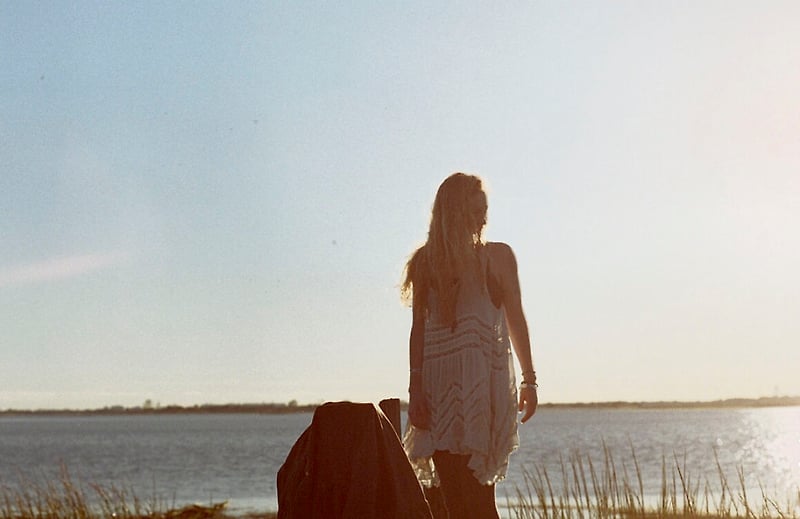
[403,173,537,518]
[405,245,519,487]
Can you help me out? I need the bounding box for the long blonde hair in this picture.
[401,173,487,326]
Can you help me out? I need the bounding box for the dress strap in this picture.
[484,246,503,309]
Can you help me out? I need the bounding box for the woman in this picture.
[401,173,537,518]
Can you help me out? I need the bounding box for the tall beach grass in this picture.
[506,444,800,519]
[0,465,236,519]
[1,446,797,518]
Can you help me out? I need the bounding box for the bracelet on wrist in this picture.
[521,369,537,384]
[520,380,538,390]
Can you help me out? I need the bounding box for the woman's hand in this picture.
[518,385,538,424]
[408,386,431,430]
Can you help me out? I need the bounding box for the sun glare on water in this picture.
[742,406,800,496]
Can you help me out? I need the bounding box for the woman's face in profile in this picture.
[469,190,488,234]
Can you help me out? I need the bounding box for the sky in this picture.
[2,1,799,410]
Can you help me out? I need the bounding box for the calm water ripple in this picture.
[1,407,798,514]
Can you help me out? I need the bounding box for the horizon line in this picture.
[2,395,799,415]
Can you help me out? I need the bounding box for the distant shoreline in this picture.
[2,395,799,417]
[540,395,800,410]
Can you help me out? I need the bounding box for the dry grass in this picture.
[0,464,283,519]
[2,446,797,519]
[0,465,228,519]
[506,444,800,519]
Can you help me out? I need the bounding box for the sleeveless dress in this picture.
[403,251,519,487]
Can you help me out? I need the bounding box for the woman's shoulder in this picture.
[485,242,519,282]
[485,241,516,262]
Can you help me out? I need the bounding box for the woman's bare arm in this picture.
[490,242,537,423]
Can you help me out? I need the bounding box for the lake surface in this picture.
[1,406,798,515]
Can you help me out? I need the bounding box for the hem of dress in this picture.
[403,426,519,488]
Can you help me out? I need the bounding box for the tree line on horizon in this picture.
[2,395,799,416]
[0,400,318,416]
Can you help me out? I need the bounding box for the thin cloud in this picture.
[0,252,127,288]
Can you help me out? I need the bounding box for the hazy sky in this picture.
[2,2,798,410]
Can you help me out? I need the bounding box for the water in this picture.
[0,413,307,514]
[511,406,800,509]
[1,407,798,515]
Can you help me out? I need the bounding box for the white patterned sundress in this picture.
[403,252,519,487]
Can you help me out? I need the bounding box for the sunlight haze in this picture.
[2,2,798,410]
